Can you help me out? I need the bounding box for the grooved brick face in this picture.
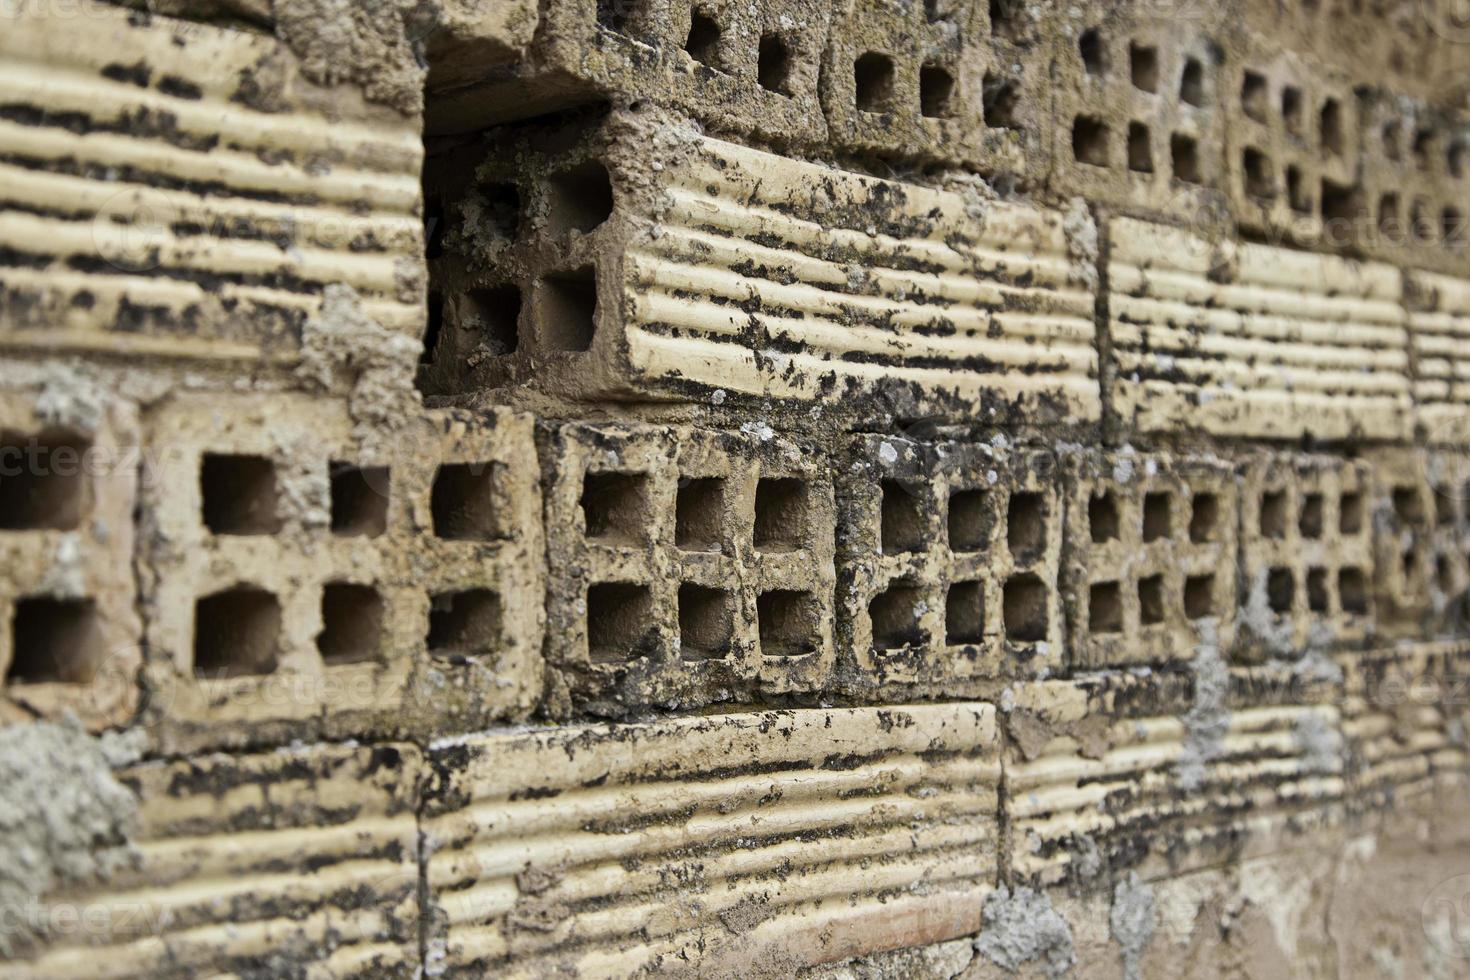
[539,421,836,715]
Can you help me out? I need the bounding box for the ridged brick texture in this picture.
[1408,271,1470,444]
[422,705,1000,977]
[4,742,422,978]
[0,3,424,359]
[1107,215,1412,440]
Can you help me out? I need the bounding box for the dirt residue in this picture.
[974,886,1076,978]
[272,0,434,115]
[0,720,143,956]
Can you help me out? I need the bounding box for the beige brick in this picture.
[1062,451,1238,670]
[138,394,543,752]
[4,741,422,977]
[0,2,423,358]
[1236,453,1376,661]
[1108,215,1412,441]
[422,704,1001,977]
[835,434,1065,693]
[427,115,1101,428]
[539,421,836,715]
[1408,271,1470,444]
[1006,670,1345,889]
[1357,96,1468,275]
[0,387,140,730]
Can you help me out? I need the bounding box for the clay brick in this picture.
[1222,41,1360,250]
[422,704,1000,976]
[1107,215,1412,441]
[1006,669,1345,888]
[427,113,1102,429]
[138,395,543,752]
[834,435,1064,694]
[0,388,141,731]
[1062,452,1238,669]
[1236,454,1376,661]
[1407,271,1470,446]
[1364,448,1463,633]
[539,421,835,714]
[1356,94,1469,274]
[820,0,1040,173]
[1048,15,1227,213]
[8,741,422,975]
[425,0,832,150]
[1337,642,1470,817]
[0,3,424,356]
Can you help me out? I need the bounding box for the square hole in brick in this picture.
[459,285,520,356]
[1267,568,1294,614]
[676,477,724,551]
[432,462,506,541]
[0,430,92,531]
[1339,491,1364,534]
[1127,122,1154,173]
[678,583,733,660]
[754,477,807,552]
[1180,57,1205,106]
[1339,567,1369,614]
[1259,490,1288,539]
[1189,492,1218,543]
[1185,574,1215,620]
[1078,28,1105,75]
[1073,116,1109,167]
[1003,573,1048,643]
[1142,491,1171,542]
[854,52,896,113]
[330,462,389,538]
[758,34,793,95]
[596,0,639,33]
[881,480,926,554]
[546,161,614,236]
[1089,492,1120,543]
[920,63,955,118]
[194,587,280,678]
[1089,581,1123,634]
[1436,554,1455,595]
[1307,567,1329,613]
[982,72,1020,129]
[1138,574,1166,626]
[586,583,653,663]
[483,182,520,240]
[1320,99,1344,156]
[1171,133,1202,184]
[946,580,985,645]
[1379,193,1403,241]
[1286,166,1311,214]
[1007,492,1046,559]
[7,597,102,685]
[1282,86,1303,135]
[1241,70,1268,121]
[318,583,383,666]
[1243,148,1275,201]
[685,7,721,69]
[201,454,280,535]
[1129,43,1158,92]
[581,471,650,546]
[1299,493,1324,539]
[757,589,820,657]
[428,588,501,657]
[536,267,597,352]
[1435,487,1457,527]
[869,581,926,651]
[1322,181,1360,234]
[949,488,991,552]
[1392,486,1424,525]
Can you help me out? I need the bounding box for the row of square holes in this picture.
[580,470,812,552]
[599,0,798,95]
[587,580,822,663]
[1072,116,1205,185]
[1078,30,1208,109]
[198,454,507,542]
